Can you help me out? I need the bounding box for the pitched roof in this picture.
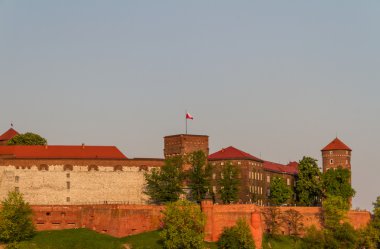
[0,128,19,141]
[263,161,298,175]
[208,146,263,162]
[321,137,352,151]
[0,145,127,159]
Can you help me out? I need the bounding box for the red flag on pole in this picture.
[186,112,194,120]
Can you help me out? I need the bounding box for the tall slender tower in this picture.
[321,137,352,173]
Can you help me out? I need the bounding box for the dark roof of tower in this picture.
[0,128,19,141]
[208,146,263,162]
[321,137,352,151]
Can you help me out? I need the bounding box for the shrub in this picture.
[160,200,206,249]
[0,191,35,243]
[217,218,255,249]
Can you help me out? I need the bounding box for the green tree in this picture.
[144,156,184,203]
[322,167,355,203]
[295,157,322,206]
[218,162,239,204]
[160,200,206,249]
[0,191,35,243]
[269,177,293,206]
[322,195,349,229]
[7,133,47,145]
[217,218,255,249]
[187,151,212,203]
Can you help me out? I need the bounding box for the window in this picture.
[66,197,70,202]
[221,173,224,179]
[212,186,216,193]
[221,162,224,166]
[287,178,290,186]
[267,175,270,183]
[212,173,216,179]
[66,173,70,178]
[237,161,241,165]
[15,187,19,192]
[330,159,334,164]
[346,160,348,165]
[329,151,333,155]
[260,173,263,181]
[15,176,19,183]
[66,182,70,190]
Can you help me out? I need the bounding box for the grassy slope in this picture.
[16,229,218,249]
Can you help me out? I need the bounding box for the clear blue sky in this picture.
[1,1,379,210]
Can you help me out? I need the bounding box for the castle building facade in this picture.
[0,128,351,206]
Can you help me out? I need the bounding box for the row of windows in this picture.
[329,151,349,155]
[266,176,292,186]
[15,165,123,171]
[211,161,261,167]
[249,185,263,195]
[249,171,263,181]
[329,159,349,165]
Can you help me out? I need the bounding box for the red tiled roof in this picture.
[208,146,263,162]
[0,145,127,159]
[0,128,19,141]
[321,137,351,151]
[263,161,298,175]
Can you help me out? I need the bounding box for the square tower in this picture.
[163,134,209,158]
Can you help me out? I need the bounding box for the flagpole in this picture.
[185,110,188,134]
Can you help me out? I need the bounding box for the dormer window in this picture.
[330,159,334,164]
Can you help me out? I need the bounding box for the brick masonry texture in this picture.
[29,202,370,249]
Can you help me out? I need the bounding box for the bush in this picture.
[0,191,35,243]
[217,218,255,249]
[160,200,206,249]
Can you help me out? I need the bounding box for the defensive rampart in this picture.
[29,202,371,249]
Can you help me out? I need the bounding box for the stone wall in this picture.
[0,158,163,205]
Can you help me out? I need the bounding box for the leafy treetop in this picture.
[7,132,47,145]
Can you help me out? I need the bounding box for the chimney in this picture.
[82,143,85,149]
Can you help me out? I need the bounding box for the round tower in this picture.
[321,137,352,173]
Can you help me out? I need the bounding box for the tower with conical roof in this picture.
[321,137,352,173]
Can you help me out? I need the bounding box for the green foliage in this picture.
[356,224,379,249]
[295,157,322,206]
[160,200,206,249]
[7,133,47,145]
[280,209,304,236]
[144,156,184,203]
[263,207,281,236]
[269,177,293,205]
[331,222,358,249]
[218,162,239,204]
[299,225,325,249]
[187,151,212,203]
[263,234,302,249]
[217,218,255,249]
[0,191,35,243]
[322,195,349,229]
[322,167,355,202]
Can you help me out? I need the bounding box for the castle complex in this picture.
[0,127,352,206]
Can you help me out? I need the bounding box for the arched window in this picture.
[88,165,98,171]
[113,165,123,171]
[38,164,49,171]
[64,164,73,171]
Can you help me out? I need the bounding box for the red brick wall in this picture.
[201,202,371,249]
[29,203,371,249]
[31,204,164,237]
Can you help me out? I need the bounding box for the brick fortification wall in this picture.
[0,159,163,205]
[32,204,164,237]
[201,202,371,249]
[28,202,370,249]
